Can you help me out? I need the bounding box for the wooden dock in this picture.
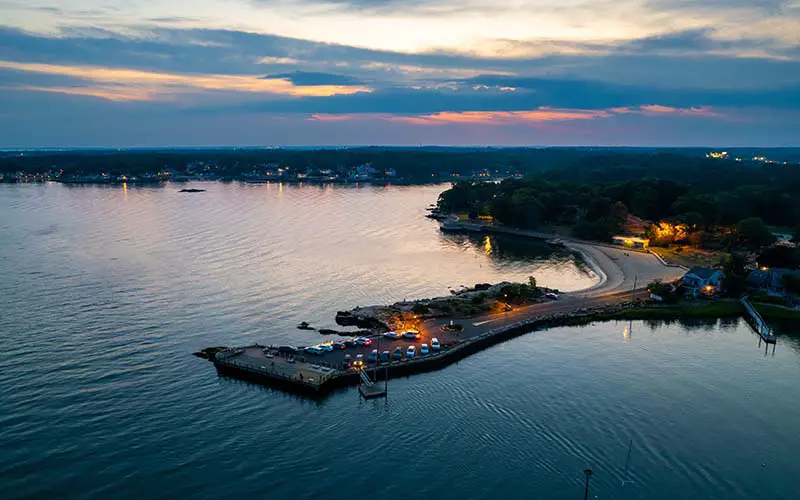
[741,297,777,344]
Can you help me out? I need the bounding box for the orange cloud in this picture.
[308,105,728,126]
[612,105,726,118]
[0,60,371,101]
[311,108,613,126]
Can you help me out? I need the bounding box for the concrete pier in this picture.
[212,290,657,397]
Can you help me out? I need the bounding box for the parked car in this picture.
[277,345,298,355]
[354,354,364,368]
[431,338,440,351]
[406,346,416,359]
[420,343,429,355]
[392,347,402,360]
[332,341,346,350]
[545,292,560,300]
[380,350,390,362]
[355,337,373,346]
[402,330,421,340]
[344,338,359,347]
[318,343,334,352]
[368,349,378,362]
[383,331,400,340]
[304,346,323,355]
[344,354,352,366]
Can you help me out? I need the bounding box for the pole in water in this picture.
[621,439,634,486]
[583,469,593,500]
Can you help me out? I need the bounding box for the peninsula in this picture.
[198,228,690,396]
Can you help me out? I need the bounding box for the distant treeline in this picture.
[2,147,798,183]
[437,153,800,246]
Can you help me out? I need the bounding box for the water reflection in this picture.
[441,232,583,267]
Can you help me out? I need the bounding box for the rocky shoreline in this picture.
[331,280,558,333]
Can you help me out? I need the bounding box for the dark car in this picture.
[392,347,402,360]
[344,338,358,347]
[277,345,298,354]
[332,341,346,350]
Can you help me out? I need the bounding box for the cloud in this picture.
[309,105,726,127]
[0,14,798,146]
[261,71,365,86]
[0,60,372,101]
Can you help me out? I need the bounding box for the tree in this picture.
[722,253,748,276]
[509,188,545,228]
[721,254,748,298]
[411,303,429,315]
[677,212,705,232]
[672,194,718,226]
[647,279,676,302]
[585,197,613,222]
[758,246,800,270]
[736,217,776,248]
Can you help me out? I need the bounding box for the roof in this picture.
[686,267,721,279]
[770,268,800,279]
[612,235,650,243]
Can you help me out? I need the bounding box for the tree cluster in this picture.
[438,153,800,247]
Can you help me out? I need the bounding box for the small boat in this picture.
[297,321,315,330]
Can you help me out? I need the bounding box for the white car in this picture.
[420,343,429,355]
[401,330,421,340]
[406,346,416,359]
[545,292,560,300]
[304,346,323,355]
[318,343,334,352]
[431,338,440,351]
[383,331,400,340]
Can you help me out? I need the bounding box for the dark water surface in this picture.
[1,183,799,499]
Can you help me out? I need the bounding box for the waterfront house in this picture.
[682,267,724,297]
[748,268,800,297]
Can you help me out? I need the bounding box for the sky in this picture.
[0,0,799,147]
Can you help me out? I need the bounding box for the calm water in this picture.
[1,183,799,499]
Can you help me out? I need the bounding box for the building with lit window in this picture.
[682,267,724,297]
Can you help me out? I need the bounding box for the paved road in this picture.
[420,241,685,340]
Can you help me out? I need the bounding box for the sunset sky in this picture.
[1,0,798,147]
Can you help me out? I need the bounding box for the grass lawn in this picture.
[650,246,728,269]
[609,301,744,320]
[752,303,800,320]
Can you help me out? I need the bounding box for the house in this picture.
[612,236,650,249]
[682,267,724,297]
[749,268,800,296]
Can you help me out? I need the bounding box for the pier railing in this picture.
[741,296,776,343]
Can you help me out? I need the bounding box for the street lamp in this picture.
[583,469,593,500]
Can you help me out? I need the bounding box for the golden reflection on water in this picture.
[483,235,493,255]
[122,182,128,200]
